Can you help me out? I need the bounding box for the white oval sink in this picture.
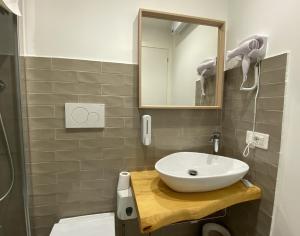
[155,152,249,192]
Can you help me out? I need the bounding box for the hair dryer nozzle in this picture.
[197,58,216,77]
[242,55,251,82]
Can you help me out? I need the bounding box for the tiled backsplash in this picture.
[24,57,221,236]
[221,54,287,236]
[23,54,287,236]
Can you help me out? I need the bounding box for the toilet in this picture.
[50,173,137,236]
[50,213,115,236]
[202,223,231,236]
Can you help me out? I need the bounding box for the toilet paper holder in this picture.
[117,172,137,221]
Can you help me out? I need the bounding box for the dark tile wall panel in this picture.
[221,54,287,236]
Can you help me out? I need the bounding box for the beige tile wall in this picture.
[24,57,221,236]
[221,54,287,236]
[24,54,287,236]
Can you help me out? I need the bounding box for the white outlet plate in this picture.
[65,103,105,128]
[246,131,269,150]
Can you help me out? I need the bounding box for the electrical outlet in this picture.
[246,131,269,150]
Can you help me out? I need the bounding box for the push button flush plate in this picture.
[65,103,105,128]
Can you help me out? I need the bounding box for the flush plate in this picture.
[65,103,105,128]
[246,131,269,150]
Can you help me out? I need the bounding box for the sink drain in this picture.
[188,169,198,176]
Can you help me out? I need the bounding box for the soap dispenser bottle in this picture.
[141,115,151,146]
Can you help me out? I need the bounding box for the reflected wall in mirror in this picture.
[138,9,225,109]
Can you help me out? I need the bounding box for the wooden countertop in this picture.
[130,170,261,233]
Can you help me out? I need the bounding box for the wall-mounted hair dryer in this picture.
[227,35,268,91]
[196,58,216,96]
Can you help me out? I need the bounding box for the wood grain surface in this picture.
[130,170,261,233]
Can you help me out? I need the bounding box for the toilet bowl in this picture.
[50,213,115,236]
[202,223,231,236]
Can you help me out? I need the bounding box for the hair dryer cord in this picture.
[243,61,261,157]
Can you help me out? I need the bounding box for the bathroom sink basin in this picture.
[155,152,249,192]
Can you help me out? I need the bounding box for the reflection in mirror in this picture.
[141,17,219,107]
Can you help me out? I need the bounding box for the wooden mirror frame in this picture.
[138,9,226,109]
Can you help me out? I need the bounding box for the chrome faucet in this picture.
[209,132,221,154]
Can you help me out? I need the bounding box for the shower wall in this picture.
[0,12,28,236]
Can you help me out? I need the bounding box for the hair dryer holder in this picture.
[227,35,268,91]
[239,35,268,61]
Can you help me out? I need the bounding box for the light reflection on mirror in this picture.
[141,17,219,107]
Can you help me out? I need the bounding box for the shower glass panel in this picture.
[0,10,30,236]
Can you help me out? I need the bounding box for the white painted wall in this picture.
[227,1,300,236]
[20,0,228,63]
[142,18,172,49]
[171,25,218,105]
[141,18,173,105]
[141,47,169,105]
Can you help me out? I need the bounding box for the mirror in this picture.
[138,9,225,109]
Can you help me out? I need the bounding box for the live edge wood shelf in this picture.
[130,170,262,233]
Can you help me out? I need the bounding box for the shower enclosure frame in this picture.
[0,11,31,236]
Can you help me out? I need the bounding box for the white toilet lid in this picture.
[50,213,115,236]
[58,213,113,224]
